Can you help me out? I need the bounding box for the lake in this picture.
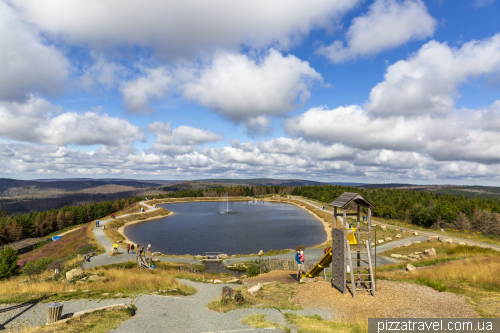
[123,200,326,255]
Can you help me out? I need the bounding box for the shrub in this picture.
[0,246,21,280]
[245,260,261,277]
[22,257,54,278]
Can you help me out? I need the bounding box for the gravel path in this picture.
[112,280,333,333]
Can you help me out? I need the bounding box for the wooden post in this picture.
[47,302,63,324]
[368,208,372,246]
[333,207,337,228]
[343,210,347,236]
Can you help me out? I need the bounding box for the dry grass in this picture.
[241,314,284,331]
[0,267,196,304]
[378,256,500,317]
[27,308,134,332]
[284,313,366,333]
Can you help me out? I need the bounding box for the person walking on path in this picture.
[295,249,303,280]
[127,244,130,254]
[131,244,135,254]
[147,244,151,253]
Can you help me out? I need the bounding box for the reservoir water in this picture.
[124,200,326,255]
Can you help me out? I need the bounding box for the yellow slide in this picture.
[304,228,357,278]
[305,248,333,278]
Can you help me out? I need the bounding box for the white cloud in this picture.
[0,1,70,101]
[7,0,361,57]
[474,0,495,7]
[181,49,322,133]
[172,126,223,145]
[121,67,173,113]
[77,54,126,91]
[366,33,500,116]
[0,96,145,146]
[285,101,500,164]
[317,0,436,63]
[147,122,223,155]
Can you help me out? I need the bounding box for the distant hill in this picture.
[198,178,327,186]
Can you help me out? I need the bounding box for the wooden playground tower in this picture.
[330,192,376,298]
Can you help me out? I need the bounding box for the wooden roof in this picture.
[330,192,375,209]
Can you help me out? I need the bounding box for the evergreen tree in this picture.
[0,246,20,280]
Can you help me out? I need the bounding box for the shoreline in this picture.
[116,197,331,254]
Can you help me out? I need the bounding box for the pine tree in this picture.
[0,246,20,280]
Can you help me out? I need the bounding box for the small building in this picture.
[4,237,48,255]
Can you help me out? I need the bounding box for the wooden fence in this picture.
[259,257,314,274]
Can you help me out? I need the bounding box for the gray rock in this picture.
[248,283,263,294]
[87,275,101,282]
[404,242,412,247]
[406,264,417,272]
[66,268,83,280]
[424,248,437,256]
[428,236,439,241]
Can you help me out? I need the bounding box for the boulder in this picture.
[152,252,162,256]
[227,279,241,284]
[414,252,423,255]
[442,238,453,244]
[87,275,101,282]
[459,242,466,246]
[391,254,402,258]
[408,258,417,262]
[102,293,109,296]
[424,248,436,256]
[428,236,439,241]
[371,243,375,246]
[385,237,392,241]
[66,268,84,280]
[377,240,384,244]
[381,226,387,231]
[221,286,236,300]
[219,254,228,259]
[395,234,401,238]
[406,264,417,272]
[248,283,263,294]
[413,241,421,244]
[114,293,124,297]
[213,279,223,284]
[152,258,160,262]
[404,242,412,247]
[394,245,401,249]
[412,232,419,236]
[258,250,264,255]
[372,224,377,227]
[401,255,409,259]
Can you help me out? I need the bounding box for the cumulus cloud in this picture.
[172,126,223,145]
[121,67,173,113]
[77,54,126,91]
[181,49,322,133]
[285,101,500,164]
[147,121,223,154]
[317,0,436,63]
[0,96,145,146]
[7,0,361,57]
[0,1,70,101]
[365,33,500,116]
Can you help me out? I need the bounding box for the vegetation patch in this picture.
[241,314,287,331]
[208,282,302,313]
[284,313,366,333]
[27,307,134,332]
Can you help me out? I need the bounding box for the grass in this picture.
[27,308,134,332]
[241,314,288,331]
[17,224,104,272]
[377,255,500,317]
[284,313,367,333]
[232,248,294,258]
[0,266,197,304]
[207,282,302,313]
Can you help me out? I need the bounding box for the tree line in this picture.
[156,185,294,198]
[0,197,142,245]
[293,185,500,236]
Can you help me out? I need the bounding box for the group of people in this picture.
[127,243,152,255]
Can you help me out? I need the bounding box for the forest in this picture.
[0,197,142,245]
[293,185,500,235]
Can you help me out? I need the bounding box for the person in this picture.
[295,249,303,280]
[127,244,130,254]
[141,246,145,254]
[131,244,135,254]
[147,244,151,253]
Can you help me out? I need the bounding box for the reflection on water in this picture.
[124,201,326,255]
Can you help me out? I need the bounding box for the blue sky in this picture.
[1,0,500,184]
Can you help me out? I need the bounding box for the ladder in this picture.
[345,239,376,298]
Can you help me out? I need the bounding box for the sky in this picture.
[1,0,500,185]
